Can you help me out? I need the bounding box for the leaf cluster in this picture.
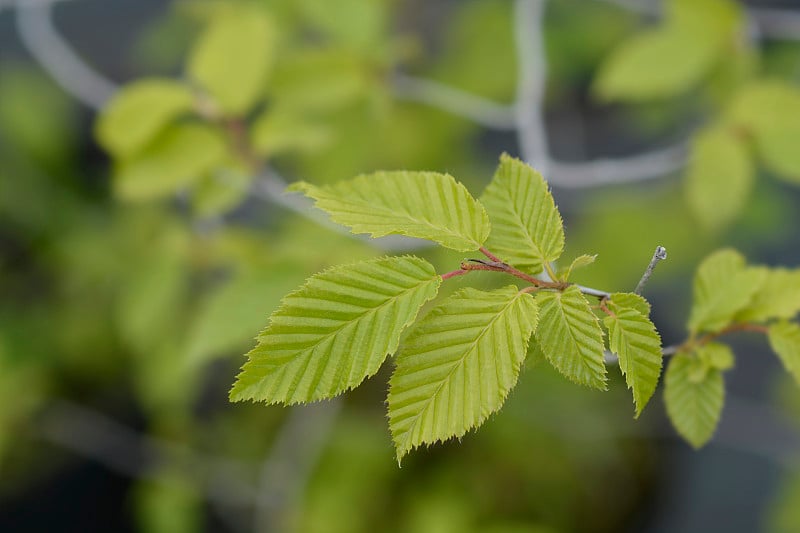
[231,155,665,461]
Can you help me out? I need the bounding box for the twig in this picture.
[15,0,118,110]
[513,0,550,174]
[392,73,516,130]
[254,400,342,533]
[634,246,667,295]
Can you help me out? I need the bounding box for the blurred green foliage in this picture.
[2,0,800,531]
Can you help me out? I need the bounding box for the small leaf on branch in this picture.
[561,254,597,281]
[480,154,564,273]
[535,286,607,390]
[768,321,800,385]
[696,342,735,372]
[604,305,663,417]
[665,352,725,448]
[290,172,490,251]
[96,79,195,158]
[609,292,651,317]
[230,256,440,404]
[688,249,766,334]
[735,269,800,323]
[388,286,538,462]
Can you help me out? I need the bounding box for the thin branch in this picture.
[254,400,342,533]
[634,245,668,295]
[392,73,517,130]
[513,0,550,174]
[15,0,118,110]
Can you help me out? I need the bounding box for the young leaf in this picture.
[688,249,766,334]
[768,321,800,385]
[735,269,800,323]
[685,125,754,232]
[609,292,651,317]
[535,286,607,390]
[604,307,663,417]
[187,9,275,115]
[696,342,735,372]
[96,79,195,158]
[230,256,440,404]
[664,352,724,448]
[290,172,490,251]
[479,154,564,273]
[388,286,538,462]
[560,254,596,282]
[114,124,228,201]
[727,81,800,183]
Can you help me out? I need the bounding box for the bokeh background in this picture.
[1,0,800,531]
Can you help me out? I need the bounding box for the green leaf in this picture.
[290,172,490,252]
[187,8,274,115]
[190,167,251,218]
[388,286,538,462]
[96,79,195,158]
[736,269,800,323]
[727,81,800,183]
[113,124,228,201]
[594,27,719,101]
[250,108,332,157]
[535,286,607,389]
[594,0,742,102]
[664,352,724,448]
[604,307,663,417]
[479,154,564,273]
[768,321,800,385]
[560,254,596,281]
[685,125,754,232]
[688,249,766,334]
[609,292,651,317]
[230,256,440,404]
[696,342,735,372]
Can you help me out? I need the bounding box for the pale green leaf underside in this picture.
[535,286,607,389]
[609,292,651,317]
[187,9,274,115]
[604,307,663,417]
[665,353,724,448]
[388,286,538,462]
[96,78,195,158]
[290,171,490,251]
[736,269,800,323]
[688,248,766,334]
[480,154,564,273]
[230,256,440,404]
[686,125,753,233]
[768,321,800,385]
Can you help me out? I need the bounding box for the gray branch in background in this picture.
[393,73,517,130]
[513,0,551,175]
[15,0,117,110]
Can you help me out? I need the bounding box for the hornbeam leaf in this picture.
[768,321,800,385]
[230,256,440,404]
[736,269,800,323]
[388,286,538,462]
[535,286,607,389]
[665,353,724,448]
[604,306,663,417]
[688,249,766,334]
[609,292,651,317]
[289,172,490,252]
[480,154,564,273]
